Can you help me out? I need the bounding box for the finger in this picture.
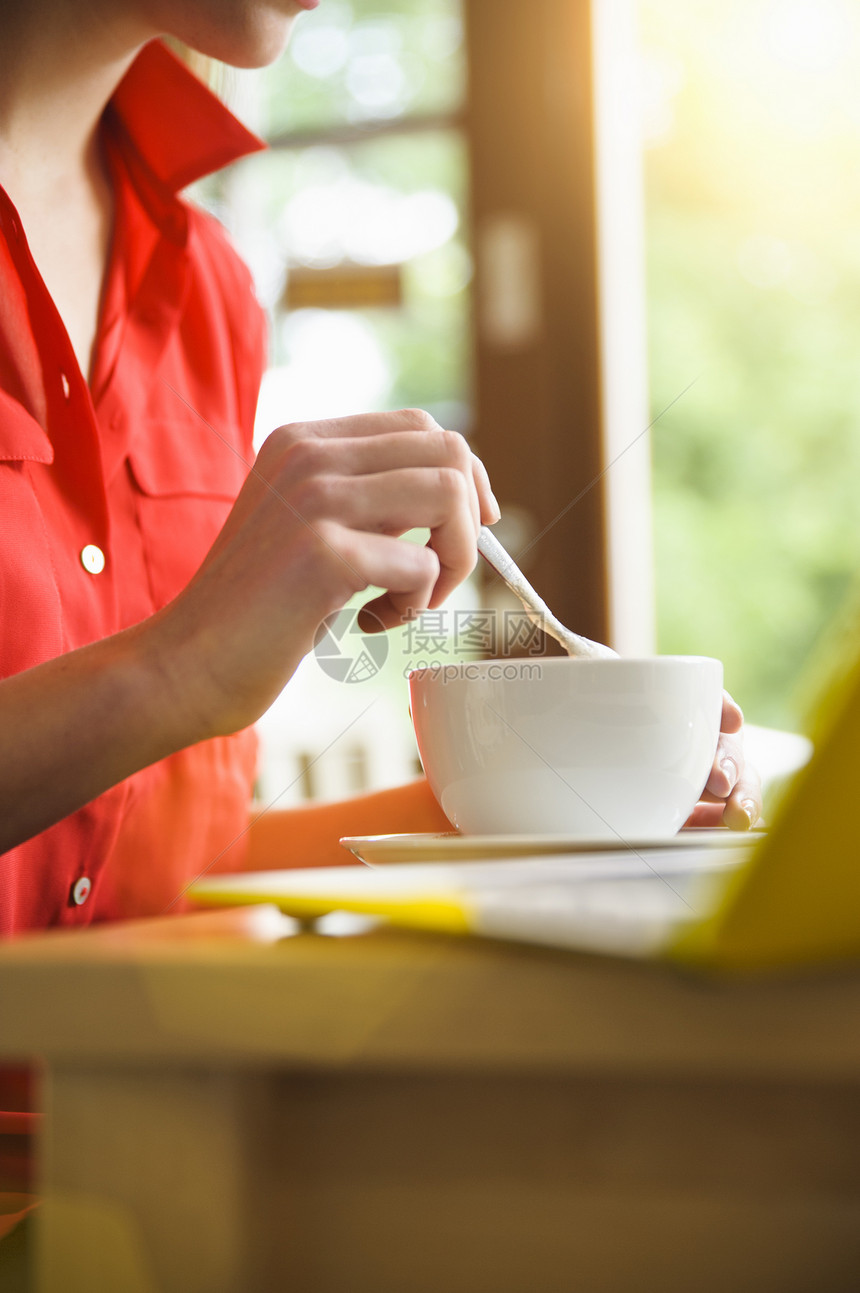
[684,800,728,829]
[288,432,483,535]
[287,430,471,481]
[361,532,472,627]
[722,762,763,831]
[470,451,501,524]
[337,530,441,630]
[705,730,744,799]
[720,689,744,735]
[694,767,763,830]
[360,591,419,631]
[360,575,441,631]
[305,468,478,606]
[270,407,445,447]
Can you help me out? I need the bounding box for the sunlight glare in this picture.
[761,0,853,74]
[255,313,391,441]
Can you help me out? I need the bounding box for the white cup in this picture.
[408,656,724,840]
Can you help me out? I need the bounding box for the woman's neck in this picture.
[0,2,150,380]
[0,2,147,193]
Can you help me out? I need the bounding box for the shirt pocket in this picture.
[127,415,250,609]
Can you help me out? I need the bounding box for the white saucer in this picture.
[339,828,761,867]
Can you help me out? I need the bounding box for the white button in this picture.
[80,544,106,575]
[60,372,70,400]
[71,876,92,906]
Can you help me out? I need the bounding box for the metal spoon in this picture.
[477,525,618,660]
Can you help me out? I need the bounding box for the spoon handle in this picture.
[477,526,617,660]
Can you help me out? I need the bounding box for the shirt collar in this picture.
[108,39,266,195]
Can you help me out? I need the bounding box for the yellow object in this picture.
[193,867,473,937]
[670,650,860,972]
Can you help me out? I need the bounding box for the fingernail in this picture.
[741,799,758,828]
[488,492,501,523]
[720,757,738,785]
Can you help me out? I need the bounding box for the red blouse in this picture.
[0,40,268,935]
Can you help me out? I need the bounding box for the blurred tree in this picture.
[642,0,860,728]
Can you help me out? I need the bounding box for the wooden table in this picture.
[1,905,860,1293]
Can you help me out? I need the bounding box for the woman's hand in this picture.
[686,691,762,829]
[152,409,499,740]
[0,408,497,855]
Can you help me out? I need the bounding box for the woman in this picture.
[0,0,759,928]
[0,0,759,1257]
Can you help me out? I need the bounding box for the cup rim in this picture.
[407,654,722,682]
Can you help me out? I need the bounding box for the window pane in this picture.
[212,130,470,436]
[229,0,465,137]
[642,0,860,728]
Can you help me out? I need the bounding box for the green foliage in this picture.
[644,0,860,728]
[259,0,465,135]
